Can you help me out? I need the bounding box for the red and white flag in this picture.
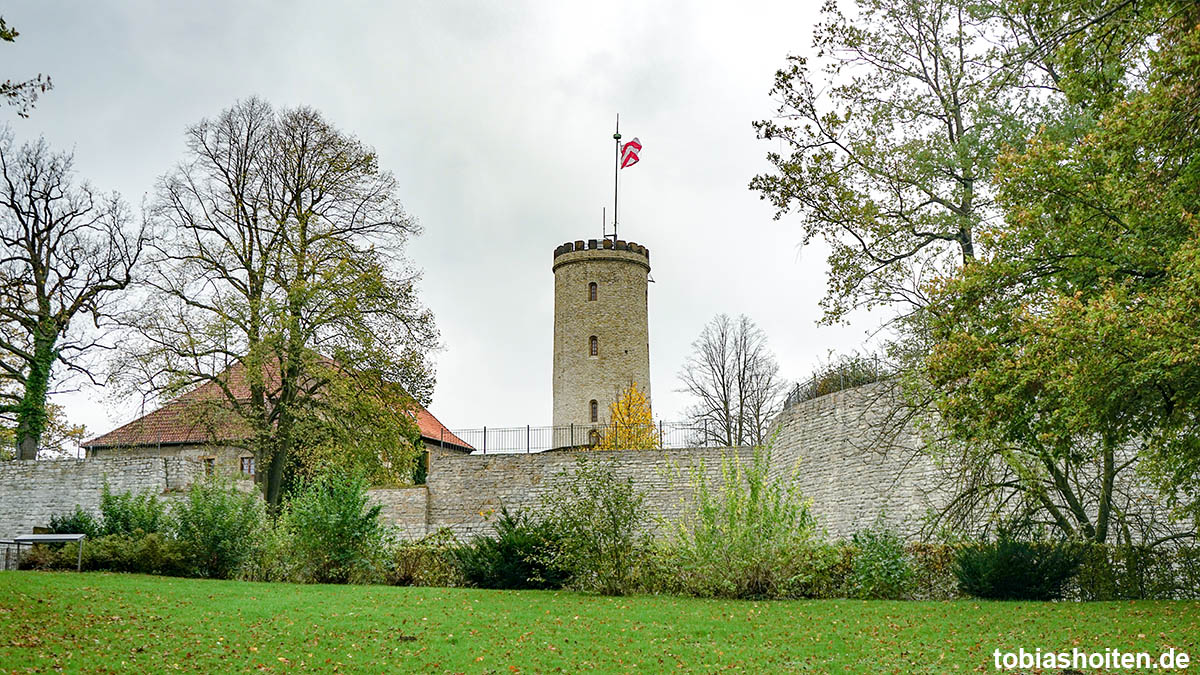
[620,137,642,169]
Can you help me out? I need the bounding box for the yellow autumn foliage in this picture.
[597,382,661,451]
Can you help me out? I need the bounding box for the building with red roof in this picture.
[81,362,473,479]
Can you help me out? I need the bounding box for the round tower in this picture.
[552,238,651,446]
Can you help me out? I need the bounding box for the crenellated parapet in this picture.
[553,238,650,261]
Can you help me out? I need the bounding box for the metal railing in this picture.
[445,421,725,454]
[783,354,887,409]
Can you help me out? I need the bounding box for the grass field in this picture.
[0,573,1197,673]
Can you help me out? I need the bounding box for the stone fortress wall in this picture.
[0,458,203,541]
[1,383,931,541]
[1,382,1176,542]
[767,382,949,539]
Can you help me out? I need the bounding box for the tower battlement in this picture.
[554,239,650,261]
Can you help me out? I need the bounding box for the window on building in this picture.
[588,282,597,301]
[202,457,215,476]
[240,456,255,477]
[590,399,598,422]
[589,335,598,356]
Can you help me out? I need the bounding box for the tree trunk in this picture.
[14,328,57,460]
[263,439,289,510]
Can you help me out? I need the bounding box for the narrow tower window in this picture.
[589,335,598,356]
[590,399,598,422]
[588,282,597,301]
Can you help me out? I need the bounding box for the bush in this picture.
[1073,543,1200,600]
[21,533,186,576]
[47,506,100,538]
[907,542,961,600]
[237,521,302,583]
[171,478,265,579]
[455,507,569,590]
[99,486,168,536]
[849,527,914,599]
[789,353,887,404]
[790,543,854,598]
[955,535,1082,600]
[387,529,464,587]
[541,458,646,596]
[283,470,386,584]
[668,447,819,599]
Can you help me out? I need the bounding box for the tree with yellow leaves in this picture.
[597,382,660,451]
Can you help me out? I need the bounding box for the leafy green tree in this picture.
[751,0,1036,323]
[924,0,1200,537]
[123,98,439,506]
[0,131,143,459]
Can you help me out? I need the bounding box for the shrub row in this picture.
[26,452,1200,600]
[373,530,1200,601]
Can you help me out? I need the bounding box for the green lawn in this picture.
[0,573,1196,673]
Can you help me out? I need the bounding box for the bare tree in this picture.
[0,130,143,458]
[123,98,439,506]
[678,314,786,447]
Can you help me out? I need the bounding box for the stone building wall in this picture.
[551,240,652,437]
[0,457,202,540]
[87,443,256,479]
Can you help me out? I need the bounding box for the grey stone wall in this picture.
[766,381,1188,542]
[6,381,1182,546]
[426,445,754,538]
[367,487,429,540]
[0,457,202,540]
[88,443,256,479]
[766,382,949,540]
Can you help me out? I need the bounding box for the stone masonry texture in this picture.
[766,382,948,540]
[1,382,1183,543]
[0,457,202,540]
[366,487,430,541]
[551,242,651,439]
[426,445,756,538]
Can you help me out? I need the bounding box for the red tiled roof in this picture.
[411,407,473,451]
[84,362,473,451]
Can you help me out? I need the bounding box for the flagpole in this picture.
[612,113,621,243]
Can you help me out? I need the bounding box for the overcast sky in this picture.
[5,1,885,440]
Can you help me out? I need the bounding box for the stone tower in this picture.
[551,238,651,446]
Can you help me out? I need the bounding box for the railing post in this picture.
[659,420,664,448]
[483,426,486,455]
[527,425,531,454]
[570,423,574,447]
